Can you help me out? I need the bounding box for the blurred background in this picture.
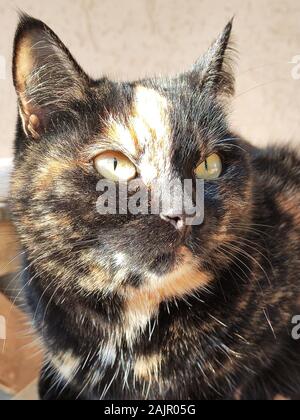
[0,0,300,400]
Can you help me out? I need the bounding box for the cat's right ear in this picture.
[186,20,236,98]
[13,14,90,140]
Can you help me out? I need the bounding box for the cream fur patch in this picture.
[133,86,169,145]
[51,350,81,382]
[103,86,172,185]
[134,354,162,381]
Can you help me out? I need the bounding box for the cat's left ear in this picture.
[13,14,90,140]
[188,19,235,97]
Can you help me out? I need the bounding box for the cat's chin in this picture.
[148,245,192,277]
[148,251,178,276]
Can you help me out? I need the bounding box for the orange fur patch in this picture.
[34,158,74,192]
[122,247,211,345]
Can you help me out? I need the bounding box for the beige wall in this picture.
[0,0,300,159]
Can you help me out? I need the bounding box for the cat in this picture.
[10,13,300,400]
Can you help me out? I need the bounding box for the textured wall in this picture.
[0,0,300,158]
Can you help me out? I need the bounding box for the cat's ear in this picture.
[13,14,90,139]
[189,20,235,97]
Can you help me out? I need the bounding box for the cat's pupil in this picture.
[205,159,208,171]
[114,158,118,171]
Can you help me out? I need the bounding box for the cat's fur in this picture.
[10,14,300,400]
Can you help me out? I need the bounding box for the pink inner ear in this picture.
[27,114,41,140]
[13,18,89,140]
[19,92,45,140]
[14,34,44,139]
[19,97,44,140]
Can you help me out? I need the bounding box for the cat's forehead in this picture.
[104,86,169,154]
[103,85,173,183]
[99,81,226,183]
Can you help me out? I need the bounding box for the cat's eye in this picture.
[94,151,137,182]
[195,153,223,180]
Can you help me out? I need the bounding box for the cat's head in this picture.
[11,15,253,299]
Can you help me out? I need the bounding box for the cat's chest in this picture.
[49,316,163,397]
[46,249,212,395]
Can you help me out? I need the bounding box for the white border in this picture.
[0,158,13,202]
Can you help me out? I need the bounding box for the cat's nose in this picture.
[160,212,187,231]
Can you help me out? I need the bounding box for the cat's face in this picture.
[11,15,253,298]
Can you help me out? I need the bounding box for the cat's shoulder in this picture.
[250,143,300,187]
[249,143,300,227]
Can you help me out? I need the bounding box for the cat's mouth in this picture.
[142,223,195,274]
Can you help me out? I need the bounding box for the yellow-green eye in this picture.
[195,154,223,180]
[94,151,137,182]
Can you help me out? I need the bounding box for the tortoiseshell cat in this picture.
[10,14,300,400]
